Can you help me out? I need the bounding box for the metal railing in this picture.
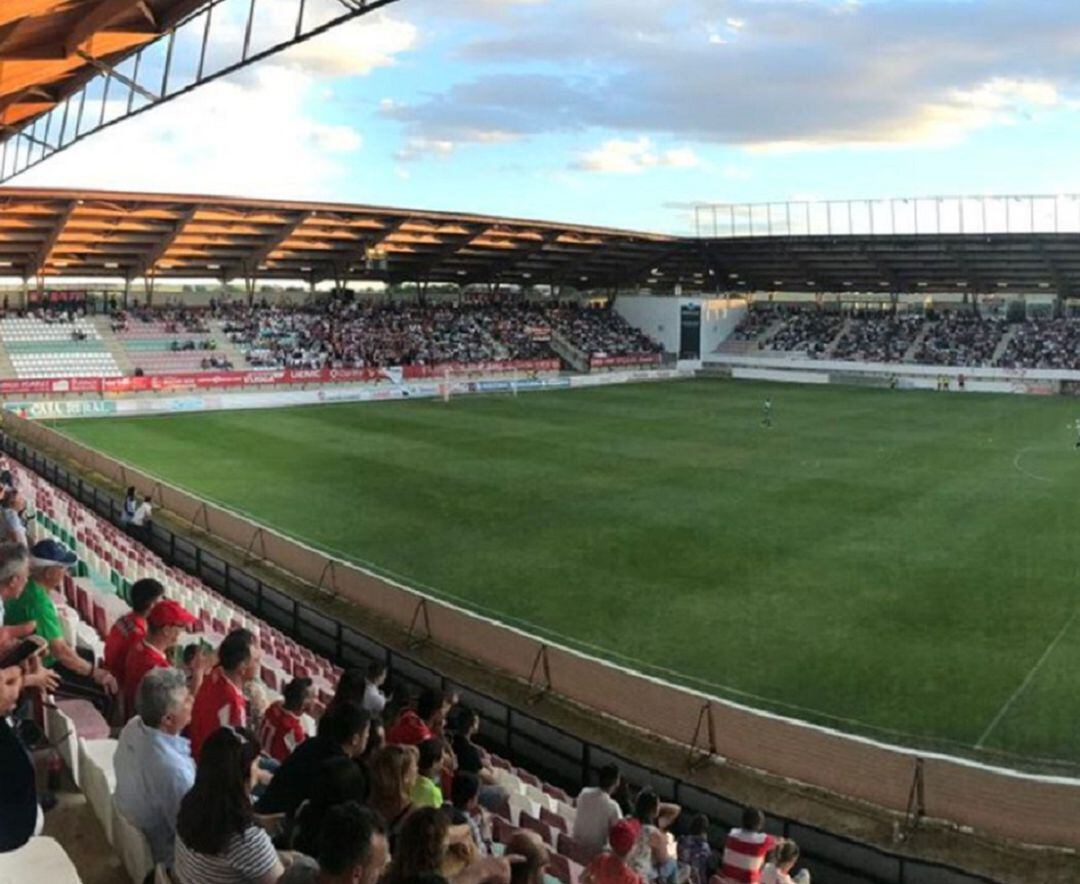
[3,433,1001,884]
[1,0,401,184]
[691,195,1080,239]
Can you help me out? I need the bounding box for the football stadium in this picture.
[1,2,1079,884]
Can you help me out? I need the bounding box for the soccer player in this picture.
[762,397,773,428]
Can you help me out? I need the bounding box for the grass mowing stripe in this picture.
[51,379,1080,769]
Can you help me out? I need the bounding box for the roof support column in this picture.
[143,272,156,307]
[123,276,131,310]
[244,270,257,306]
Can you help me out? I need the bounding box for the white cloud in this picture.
[277,13,418,76]
[395,137,457,162]
[572,137,700,174]
[18,66,363,199]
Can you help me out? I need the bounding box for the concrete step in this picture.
[91,318,133,373]
[903,321,932,363]
[992,326,1018,365]
[822,318,853,359]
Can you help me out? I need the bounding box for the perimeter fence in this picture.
[0,424,1018,884]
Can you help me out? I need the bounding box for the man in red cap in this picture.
[582,819,644,884]
[123,598,198,713]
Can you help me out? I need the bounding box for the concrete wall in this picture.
[614,296,748,354]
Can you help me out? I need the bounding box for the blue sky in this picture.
[19,0,1080,234]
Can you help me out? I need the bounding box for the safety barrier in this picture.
[2,413,1071,866]
[1,425,1006,884]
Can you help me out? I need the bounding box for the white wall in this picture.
[615,296,748,354]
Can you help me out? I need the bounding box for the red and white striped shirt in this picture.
[719,829,776,884]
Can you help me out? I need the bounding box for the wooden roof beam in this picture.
[138,205,197,276]
[229,210,313,276]
[29,199,77,277]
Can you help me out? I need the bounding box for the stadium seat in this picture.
[78,738,118,845]
[0,836,83,883]
[112,801,155,884]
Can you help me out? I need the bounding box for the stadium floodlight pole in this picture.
[711,204,718,238]
[785,202,791,236]
[766,203,773,236]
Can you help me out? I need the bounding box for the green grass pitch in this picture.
[53,379,1080,768]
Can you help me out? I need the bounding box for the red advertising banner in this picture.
[0,359,561,398]
[588,353,662,369]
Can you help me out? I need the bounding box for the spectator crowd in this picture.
[731,305,1080,369]
[215,298,660,370]
[0,452,808,884]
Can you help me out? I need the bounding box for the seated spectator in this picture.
[366,743,419,842]
[506,830,549,884]
[0,665,36,852]
[626,790,680,884]
[362,660,389,716]
[260,676,313,763]
[113,667,196,868]
[582,820,644,884]
[0,542,34,653]
[445,770,485,851]
[386,687,439,746]
[174,726,285,884]
[290,755,369,857]
[677,815,716,884]
[1,490,26,547]
[574,764,624,861]
[448,706,506,811]
[104,577,165,683]
[382,805,517,884]
[718,807,776,884]
[122,598,198,712]
[278,801,389,884]
[412,737,446,808]
[255,700,369,818]
[760,839,809,884]
[189,628,262,760]
[4,540,117,709]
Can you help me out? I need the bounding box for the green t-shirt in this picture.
[4,578,64,665]
[411,775,444,809]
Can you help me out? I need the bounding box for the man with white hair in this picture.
[3,539,116,706]
[0,541,59,693]
[114,667,196,867]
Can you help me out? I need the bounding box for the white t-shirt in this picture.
[131,501,153,527]
[362,680,387,715]
[572,787,622,858]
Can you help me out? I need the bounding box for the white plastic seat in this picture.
[79,738,118,844]
[0,836,82,883]
[113,801,155,884]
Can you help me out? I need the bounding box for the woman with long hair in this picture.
[174,726,284,884]
[625,789,681,884]
[367,743,419,844]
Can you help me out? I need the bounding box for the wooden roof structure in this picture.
[0,187,687,287]
[3,187,1080,294]
[0,1,209,137]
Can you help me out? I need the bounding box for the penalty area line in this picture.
[975,608,1079,749]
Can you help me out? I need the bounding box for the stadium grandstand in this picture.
[3,3,1080,884]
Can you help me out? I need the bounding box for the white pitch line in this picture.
[1012,446,1053,483]
[976,608,1079,749]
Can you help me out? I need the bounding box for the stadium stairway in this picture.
[207,321,246,367]
[902,321,932,362]
[92,319,134,374]
[992,326,1019,364]
[822,317,852,359]
[7,460,593,884]
[0,337,15,378]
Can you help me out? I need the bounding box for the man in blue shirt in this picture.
[113,667,195,868]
